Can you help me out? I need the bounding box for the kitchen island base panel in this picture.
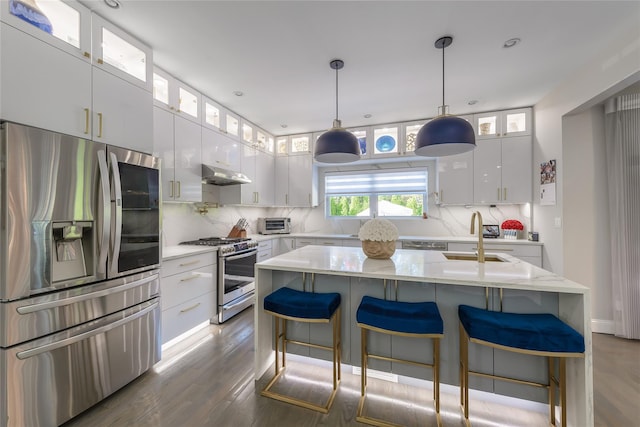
[255,246,592,426]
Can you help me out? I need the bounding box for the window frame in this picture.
[324,167,428,219]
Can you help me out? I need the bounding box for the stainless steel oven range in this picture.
[179,237,257,324]
[0,122,161,427]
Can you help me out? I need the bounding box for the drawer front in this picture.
[257,250,272,263]
[161,264,216,311]
[161,252,216,278]
[161,292,215,344]
[258,240,273,250]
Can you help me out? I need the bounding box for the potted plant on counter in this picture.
[358,218,399,259]
[501,219,524,240]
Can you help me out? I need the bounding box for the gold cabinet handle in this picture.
[83,51,91,59]
[497,187,501,200]
[308,193,311,206]
[169,180,174,198]
[503,187,507,200]
[176,181,181,198]
[179,259,200,267]
[97,58,104,65]
[285,194,289,205]
[97,112,103,138]
[179,302,201,313]
[179,274,200,282]
[84,108,90,134]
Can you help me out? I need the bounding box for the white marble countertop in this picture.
[256,245,585,294]
[162,245,217,261]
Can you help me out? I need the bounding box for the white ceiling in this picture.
[79,1,640,136]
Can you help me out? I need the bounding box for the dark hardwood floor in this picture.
[63,308,640,427]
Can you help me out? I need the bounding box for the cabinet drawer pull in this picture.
[179,260,200,267]
[472,247,513,252]
[179,302,201,313]
[97,112,103,138]
[84,108,90,134]
[179,274,200,282]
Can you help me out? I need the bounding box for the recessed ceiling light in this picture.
[468,100,478,105]
[104,0,120,9]
[280,124,288,128]
[503,38,521,48]
[363,114,372,119]
[233,90,244,97]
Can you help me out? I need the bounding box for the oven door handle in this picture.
[223,250,257,262]
[16,300,159,360]
[223,292,255,311]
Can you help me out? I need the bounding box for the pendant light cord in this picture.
[442,41,445,107]
[335,65,339,121]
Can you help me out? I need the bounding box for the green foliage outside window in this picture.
[329,196,370,216]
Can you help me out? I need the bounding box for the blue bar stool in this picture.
[261,282,341,414]
[356,294,444,427]
[458,303,585,427]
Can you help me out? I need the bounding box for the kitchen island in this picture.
[254,245,592,426]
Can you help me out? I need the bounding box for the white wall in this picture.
[563,107,613,327]
[533,26,639,327]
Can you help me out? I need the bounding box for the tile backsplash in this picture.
[162,201,531,247]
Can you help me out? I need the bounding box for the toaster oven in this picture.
[257,217,291,234]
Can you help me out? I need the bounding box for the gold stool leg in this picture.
[549,356,556,426]
[560,358,567,427]
[282,318,287,368]
[274,316,280,375]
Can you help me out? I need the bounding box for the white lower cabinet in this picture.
[447,242,542,267]
[160,252,217,344]
[257,239,273,263]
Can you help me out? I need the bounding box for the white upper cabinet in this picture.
[290,134,312,155]
[224,110,240,139]
[91,13,152,92]
[274,155,289,206]
[372,124,400,157]
[0,21,92,138]
[474,108,532,140]
[288,153,318,207]
[92,67,153,152]
[201,127,241,172]
[0,0,153,152]
[202,97,226,132]
[153,68,201,124]
[0,0,91,59]
[473,135,531,204]
[153,106,202,202]
[437,150,474,205]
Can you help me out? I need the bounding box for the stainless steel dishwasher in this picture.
[401,241,448,251]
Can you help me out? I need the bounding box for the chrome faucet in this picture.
[470,211,485,263]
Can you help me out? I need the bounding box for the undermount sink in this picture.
[442,252,505,262]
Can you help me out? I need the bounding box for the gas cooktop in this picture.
[179,237,251,246]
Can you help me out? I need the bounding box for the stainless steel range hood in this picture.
[202,164,251,186]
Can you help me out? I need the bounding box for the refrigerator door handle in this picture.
[97,150,111,274]
[16,300,159,360]
[16,274,158,314]
[109,152,123,275]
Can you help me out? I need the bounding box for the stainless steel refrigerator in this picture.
[0,122,162,427]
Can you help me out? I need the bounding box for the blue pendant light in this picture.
[415,36,476,157]
[314,59,360,164]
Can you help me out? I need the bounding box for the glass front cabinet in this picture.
[474,108,532,140]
